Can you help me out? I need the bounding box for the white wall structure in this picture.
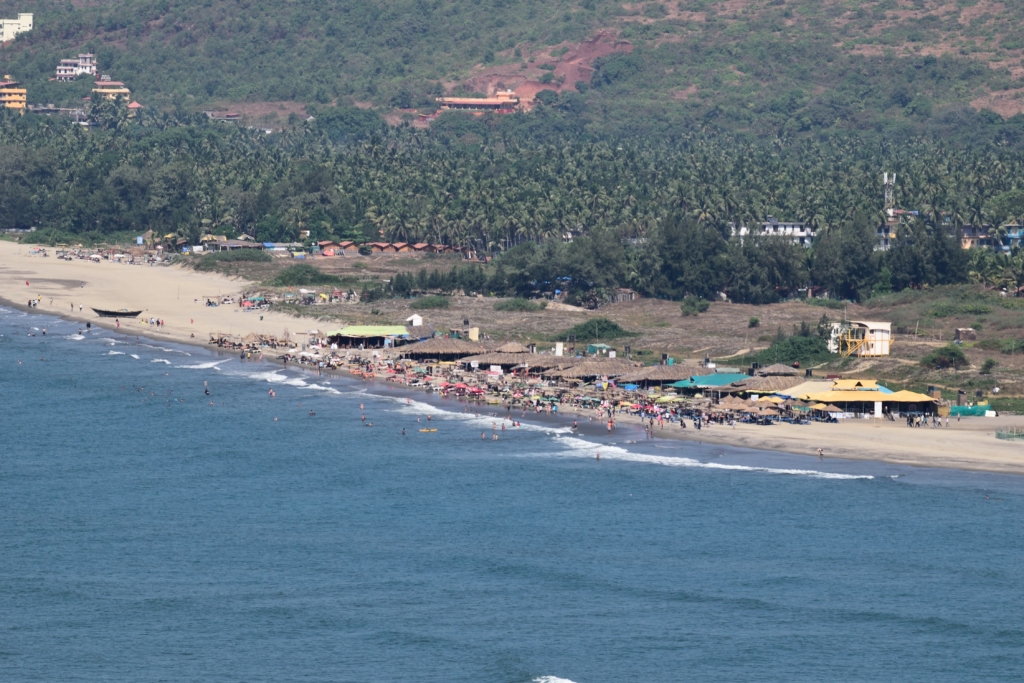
[1,13,33,42]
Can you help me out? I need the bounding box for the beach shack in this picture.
[399,337,484,361]
[327,325,411,349]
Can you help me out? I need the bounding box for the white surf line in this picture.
[551,435,875,480]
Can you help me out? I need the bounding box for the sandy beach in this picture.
[3,238,1024,475]
[0,240,305,346]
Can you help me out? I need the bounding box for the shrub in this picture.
[920,344,968,369]
[553,317,636,342]
[980,358,998,375]
[494,298,547,312]
[748,317,760,328]
[410,295,450,309]
[680,296,710,317]
[269,264,343,287]
[194,249,271,271]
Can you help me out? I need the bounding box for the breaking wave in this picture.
[175,360,229,370]
[551,435,874,480]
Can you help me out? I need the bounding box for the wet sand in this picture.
[3,239,1024,475]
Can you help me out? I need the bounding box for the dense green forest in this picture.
[7,102,1024,304]
[2,0,1024,137]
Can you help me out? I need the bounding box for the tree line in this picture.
[3,104,1022,304]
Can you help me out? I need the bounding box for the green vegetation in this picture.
[921,344,968,370]
[193,249,271,271]
[680,296,710,317]
[804,298,846,310]
[746,335,831,367]
[268,264,343,287]
[976,338,1024,355]
[980,359,998,375]
[748,317,759,329]
[552,317,636,342]
[494,298,547,312]
[3,0,1024,140]
[409,295,450,310]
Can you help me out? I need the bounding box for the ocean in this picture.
[2,307,1023,683]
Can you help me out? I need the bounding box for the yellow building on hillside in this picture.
[92,76,131,101]
[0,75,27,111]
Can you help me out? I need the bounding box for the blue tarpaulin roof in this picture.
[671,373,750,389]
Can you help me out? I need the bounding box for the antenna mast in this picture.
[883,172,895,214]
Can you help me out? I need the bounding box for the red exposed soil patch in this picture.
[455,30,631,107]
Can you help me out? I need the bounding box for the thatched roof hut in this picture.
[461,352,567,370]
[755,363,801,377]
[399,336,484,360]
[723,375,807,394]
[544,358,639,380]
[617,363,705,386]
[494,341,530,354]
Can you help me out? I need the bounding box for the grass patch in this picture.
[409,295,450,310]
[929,302,992,317]
[550,317,637,342]
[990,397,1024,414]
[804,298,846,310]
[494,298,547,312]
[268,264,344,287]
[976,337,1024,354]
[194,249,272,271]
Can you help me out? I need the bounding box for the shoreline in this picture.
[3,240,1024,476]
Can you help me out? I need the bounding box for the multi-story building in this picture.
[961,223,1024,252]
[0,76,27,111]
[55,54,97,82]
[91,75,131,101]
[732,216,816,247]
[0,13,32,42]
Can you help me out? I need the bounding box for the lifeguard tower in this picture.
[827,321,892,358]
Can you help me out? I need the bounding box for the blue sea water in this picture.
[2,308,1023,683]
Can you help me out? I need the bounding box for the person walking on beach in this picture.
[817,448,823,461]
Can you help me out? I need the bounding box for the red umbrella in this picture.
[455,383,469,389]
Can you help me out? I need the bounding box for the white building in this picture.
[827,321,892,357]
[1,13,32,42]
[732,216,816,247]
[55,54,97,82]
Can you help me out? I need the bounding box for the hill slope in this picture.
[1,0,1024,135]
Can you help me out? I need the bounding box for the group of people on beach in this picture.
[907,414,950,428]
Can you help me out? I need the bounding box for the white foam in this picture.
[175,360,229,370]
[107,350,125,356]
[551,435,874,480]
[65,334,85,340]
[221,368,315,389]
[140,343,190,355]
[306,384,342,395]
[382,395,571,434]
[129,354,140,360]
[534,677,578,683]
[151,359,171,364]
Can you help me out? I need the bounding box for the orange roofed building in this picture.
[0,76,27,111]
[436,89,519,113]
